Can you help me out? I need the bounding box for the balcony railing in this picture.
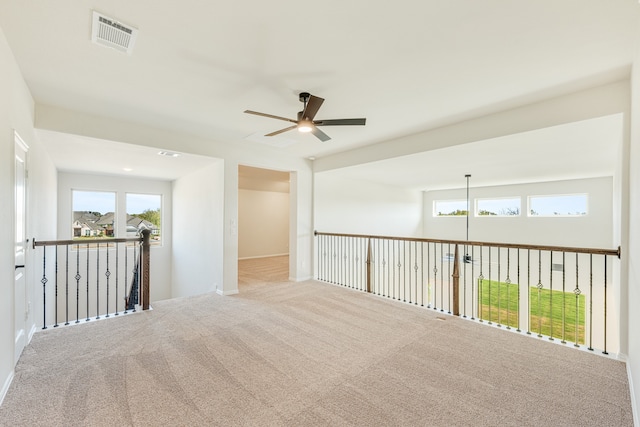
[32,229,152,329]
[314,231,620,355]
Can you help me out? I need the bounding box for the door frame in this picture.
[14,131,29,363]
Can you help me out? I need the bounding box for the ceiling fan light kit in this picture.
[244,92,366,142]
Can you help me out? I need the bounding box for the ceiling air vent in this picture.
[91,11,138,55]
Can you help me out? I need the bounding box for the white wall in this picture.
[0,26,57,404]
[35,106,316,293]
[57,172,173,302]
[171,161,224,298]
[423,177,614,248]
[238,189,289,259]
[627,40,640,425]
[314,173,423,237]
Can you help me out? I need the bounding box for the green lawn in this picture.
[478,279,585,343]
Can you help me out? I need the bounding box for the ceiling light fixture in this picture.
[123,167,133,172]
[158,150,181,157]
[297,120,313,133]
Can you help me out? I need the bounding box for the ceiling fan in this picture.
[244,92,366,142]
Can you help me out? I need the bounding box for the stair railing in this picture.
[32,229,151,329]
[315,231,620,355]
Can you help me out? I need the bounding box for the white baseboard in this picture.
[628,362,639,427]
[216,289,239,296]
[0,370,14,407]
[28,323,37,343]
[290,275,313,282]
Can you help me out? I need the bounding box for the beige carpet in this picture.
[0,256,633,426]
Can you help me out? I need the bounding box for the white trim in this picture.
[0,371,15,407]
[629,361,639,427]
[290,275,313,282]
[216,289,239,296]
[28,323,37,343]
[13,130,29,152]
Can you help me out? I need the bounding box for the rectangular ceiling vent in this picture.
[91,11,138,55]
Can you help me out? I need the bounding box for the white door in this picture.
[14,133,28,362]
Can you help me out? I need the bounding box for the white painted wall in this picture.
[57,172,173,302]
[423,177,614,248]
[0,26,57,404]
[171,161,224,297]
[314,173,423,237]
[238,189,289,259]
[627,41,640,425]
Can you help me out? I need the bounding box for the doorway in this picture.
[237,165,290,290]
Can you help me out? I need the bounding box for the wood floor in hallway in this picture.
[238,255,289,291]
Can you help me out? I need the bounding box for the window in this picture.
[476,197,521,217]
[528,194,588,216]
[433,200,468,217]
[72,190,116,239]
[126,193,162,243]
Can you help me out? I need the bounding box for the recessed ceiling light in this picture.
[123,167,133,172]
[158,150,181,157]
[308,156,316,161]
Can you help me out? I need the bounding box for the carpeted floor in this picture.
[0,256,633,426]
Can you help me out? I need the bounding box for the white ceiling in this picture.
[0,1,638,187]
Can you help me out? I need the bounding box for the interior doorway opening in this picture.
[237,165,290,290]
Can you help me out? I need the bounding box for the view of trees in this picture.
[132,208,161,227]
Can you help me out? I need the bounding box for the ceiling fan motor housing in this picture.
[299,92,310,103]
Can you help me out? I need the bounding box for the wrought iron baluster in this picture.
[603,256,608,355]
[41,246,48,329]
[505,248,511,330]
[548,251,554,341]
[561,252,566,344]
[536,250,543,338]
[471,246,475,320]
[588,254,593,351]
[392,240,397,300]
[395,240,399,300]
[403,240,408,302]
[96,243,100,320]
[115,243,119,315]
[574,253,581,347]
[413,241,419,305]
[75,244,81,323]
[462,244,467,318]
[105,245,111,317]
[447,243,451,314]
[497,247,501,327]
[132,242,138,312]
[478,246,484,322]
[420,242,424,307]
[487,246,492,325]
[526,249,531,335]
[516,248,521,332]
[86,243,90,321]
[345,237,350,288]
[54,246,59,328]
[65,245,69,325]
[427,242,432,308]
[385,239,390,297]
[440,242,444,312]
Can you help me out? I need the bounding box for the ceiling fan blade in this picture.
[314,118,366,126]
[311,126,331,142]
[302,95,324,120]
[244,110,298,124]
[265,125,297,136]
